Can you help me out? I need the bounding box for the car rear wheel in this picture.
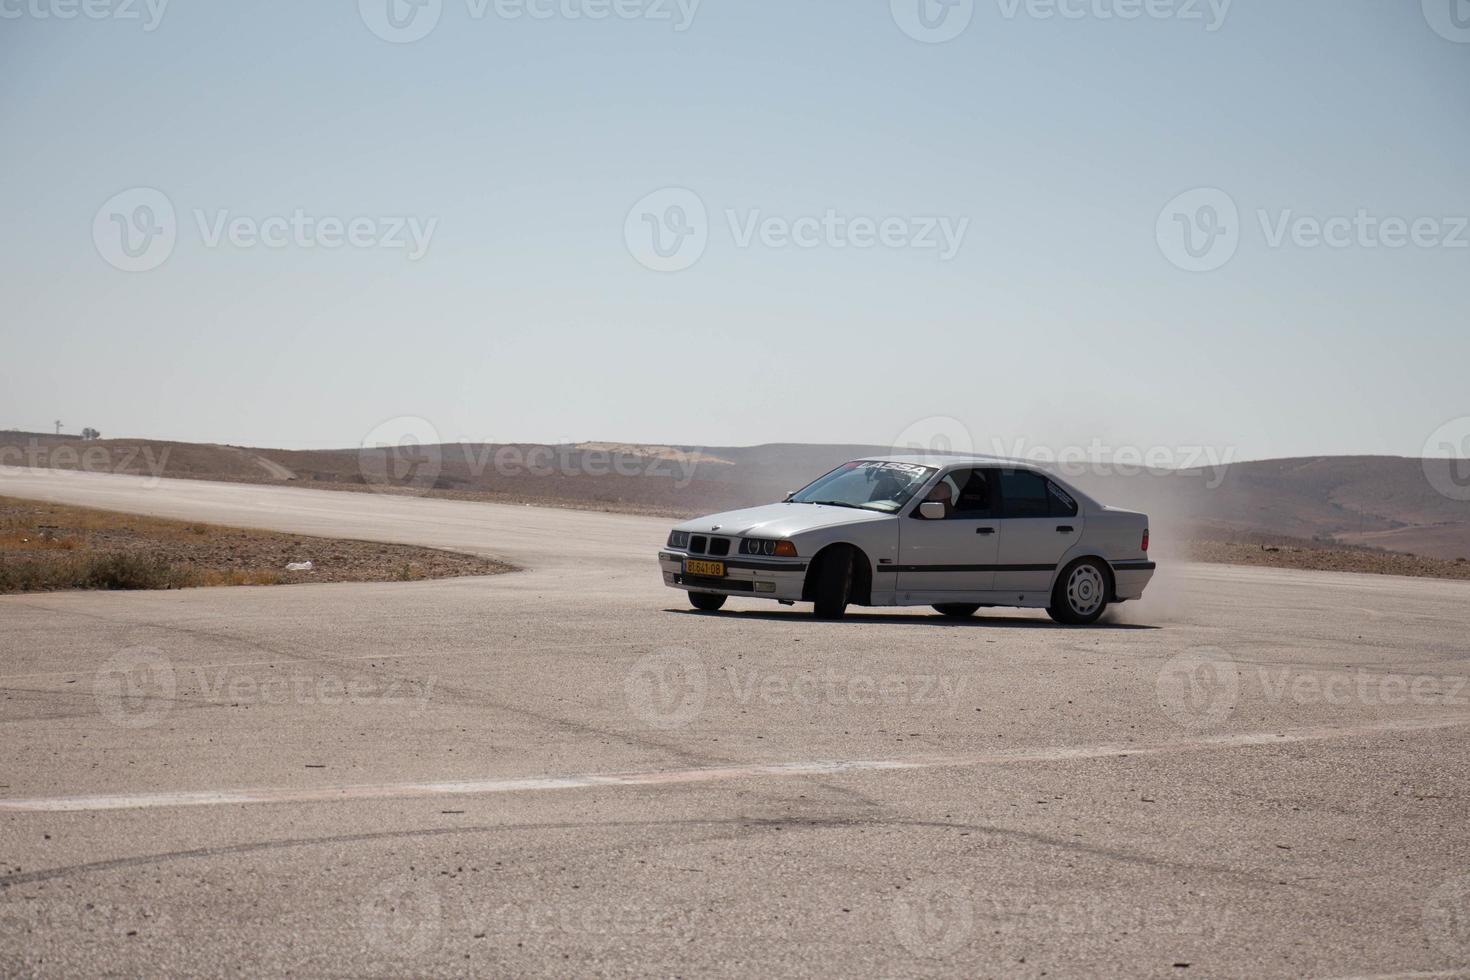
[688,591,727,612]
[1046,558,1110,626]
[811,547,853,619]
[932,604,981,619]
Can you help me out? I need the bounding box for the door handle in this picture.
[1056,525,1074,533]
[975,527,995,535]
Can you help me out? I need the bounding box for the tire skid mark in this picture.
[0,813,1290,892]
[3,715,1465,815]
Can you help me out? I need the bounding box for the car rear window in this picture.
[998,470,1052,518]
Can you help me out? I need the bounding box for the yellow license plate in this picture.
[685,559,725,577]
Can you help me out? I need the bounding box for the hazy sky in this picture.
[2,0,1467,462]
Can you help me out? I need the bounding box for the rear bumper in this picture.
[658,551,808,602]
[1110,560,1156,601]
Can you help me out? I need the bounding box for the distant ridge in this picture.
[3,432,1466,561]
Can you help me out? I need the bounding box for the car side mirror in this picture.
[919,501,946,520]
[784,491,796,501]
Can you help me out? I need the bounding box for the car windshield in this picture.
[789,461,937,513]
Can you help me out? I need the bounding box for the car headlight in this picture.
[667,530,690,549]
[741,538,798,557]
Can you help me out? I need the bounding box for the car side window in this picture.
[909,468,993,519]
[997,469,1051,518]
[1047,480,1079,518]
[950,468,993,517]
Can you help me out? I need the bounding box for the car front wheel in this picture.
[811,546,854,619]
[688,591,727,612]
[1046,558,1110,626]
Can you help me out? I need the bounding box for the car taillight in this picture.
[1142,529,1150,553]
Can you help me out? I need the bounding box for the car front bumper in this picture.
[658,551,808,602]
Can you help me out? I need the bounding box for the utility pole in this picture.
[54,420,62,435]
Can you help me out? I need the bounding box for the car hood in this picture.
[674,502,892,539]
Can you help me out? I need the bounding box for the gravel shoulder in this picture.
[0,495,513,593]
[1184,537,1470,580]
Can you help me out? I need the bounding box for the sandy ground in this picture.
[1185,538,1470,581]
[0,468,1468,977]
[0,495,508,592]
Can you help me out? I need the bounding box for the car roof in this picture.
[859,453,1036,469]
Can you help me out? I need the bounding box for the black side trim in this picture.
[875,563,1056,574]
[1112,561,1157,571]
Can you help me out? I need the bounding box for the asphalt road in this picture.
[2,467,1469,978]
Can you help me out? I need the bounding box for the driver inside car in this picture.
[916,479,956,518]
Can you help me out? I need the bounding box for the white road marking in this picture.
[3,716,1465,814]
[0,760,919,813]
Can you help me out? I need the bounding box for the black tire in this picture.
[932,604,981,619]
[688,591,727,612]
[811,547,854,619]
[1046,558,1110,626]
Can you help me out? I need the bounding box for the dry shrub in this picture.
[0,552,197,593]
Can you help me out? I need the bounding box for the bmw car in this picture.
[657,456,1154,625]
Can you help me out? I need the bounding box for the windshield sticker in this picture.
[868,462,931,476]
